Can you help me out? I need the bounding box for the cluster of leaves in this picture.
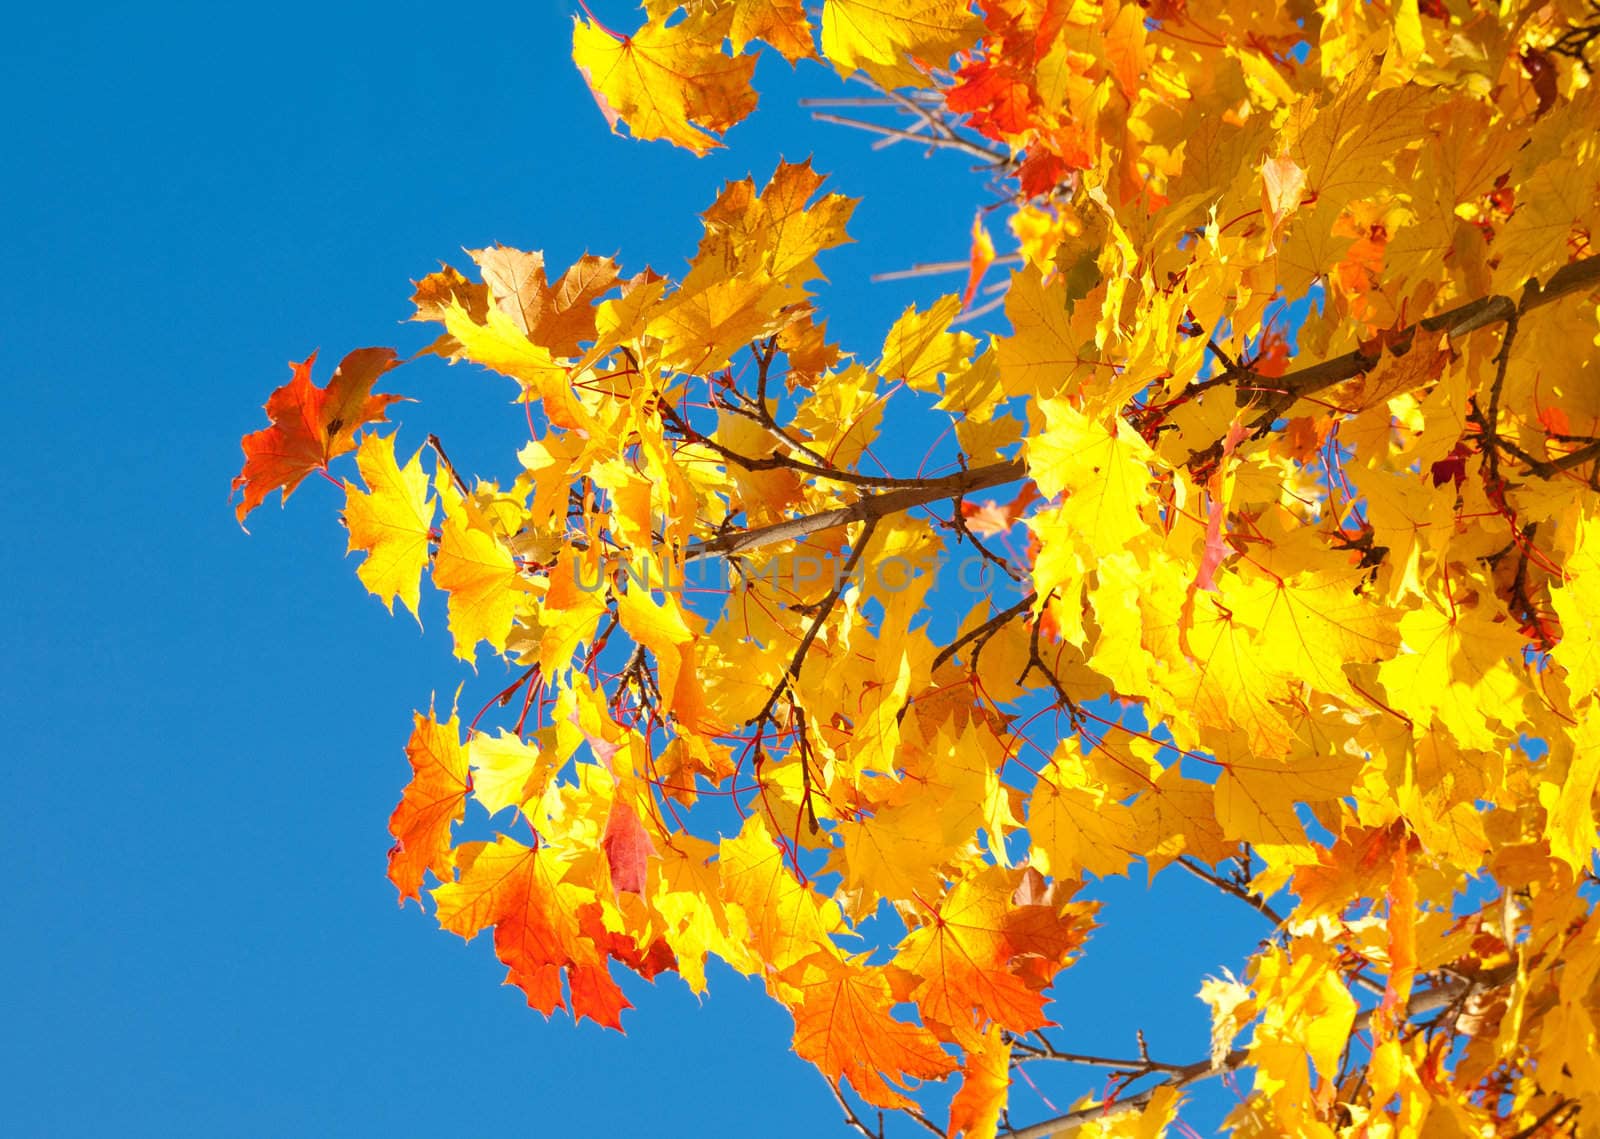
[237,1,1600,1136]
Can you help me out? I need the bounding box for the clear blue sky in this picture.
[4,3,1260,1134]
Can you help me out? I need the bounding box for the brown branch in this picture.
[427,432,470,498]
[751,517,881,728]
[1009,1033,1187,1075]
[1175,855,1285,926]
[834,74,1013,168]
[1193,253,1600,468]
[687,459,1028,561]
[827,1081,885,1139]
[659,399,917,489]
[1017,590,1081,722]
[930,592,1036,674]
[999,965,1518,1139]
[872,254,1022,283]
[1481,308,1520,486]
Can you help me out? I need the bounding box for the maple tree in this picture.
[235,1,1600,1135]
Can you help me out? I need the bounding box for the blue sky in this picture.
[5,3,1263,1135]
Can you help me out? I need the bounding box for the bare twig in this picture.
[1175,855,1285,927]
[427,433,470,498]
[930,592,1036,674]
[999,966,1518,1139]
[872,254,1021,283]
[828,1081,885,1139]
[752,517,881,727]
[1188,253,1600,471]
[687,459,1028,561]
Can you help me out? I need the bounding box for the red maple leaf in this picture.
[233,348,402,523]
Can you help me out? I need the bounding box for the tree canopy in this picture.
[235,2,1600,1135]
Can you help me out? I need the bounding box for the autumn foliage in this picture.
[237,2,1600,1136]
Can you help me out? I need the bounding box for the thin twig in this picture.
[999,966,1517,1139]
[810,111,1008,165]
[873,254,1021,283]
[687,459,1028,562]
[930,592,1035,674]
[1175,856,1285,926]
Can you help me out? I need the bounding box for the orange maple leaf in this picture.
[947,1024,1009,1138]
[233,348,402,523]
[784,953,956,1109]
[386,710,470,905]
[893,869,1091,1048]
[433,836,649,1029]
[963,211,997,309]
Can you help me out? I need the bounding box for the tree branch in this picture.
[999,966,1517,1139]
[1175,855,1286,926]
[686,459,1028,561]
[930,592,1036,674]
[1195,253,1600,467]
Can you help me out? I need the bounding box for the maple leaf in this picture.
[467,729,559,819]
[1551,512,1600,704]
[964,212,996,309]
[435,298,589,430]
[433,836,644,1028]
[572,9,757,155]
[820,0,982,86]
[962,482,1041,538]
[1260,150,1307,253]
[432,479,535,661]
[342,433,433,620]
[387,708,470,905]
[471,246,621,356]
[601,799,655,895]
[642,160,855,372]
[1542,705,1600,872]
[1027,750,1140,880]
[783,952,956,1109]
[947,1024,1009,1139]
[893,868,1092,1049]
[233,349,401,523]
[719,815,846,974]
[729,0,816,62]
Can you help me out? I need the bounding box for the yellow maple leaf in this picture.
[468,729,558,818]
[439,298,590,431]
[879,295,975,395]
[1551,512,1600,703]
[1214,751,1362,847]
[1027,399,1154,558]
[433,480,533,661]
[820,0,980,86]
[1027,747,1139,879]
[996,268,1105,401]
[1377,600,1527,751]
[572,8,758,155]
[1541,704,1600,872]
[719,815,846,975]
[342,433,433,620]
[694,159,856,289]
